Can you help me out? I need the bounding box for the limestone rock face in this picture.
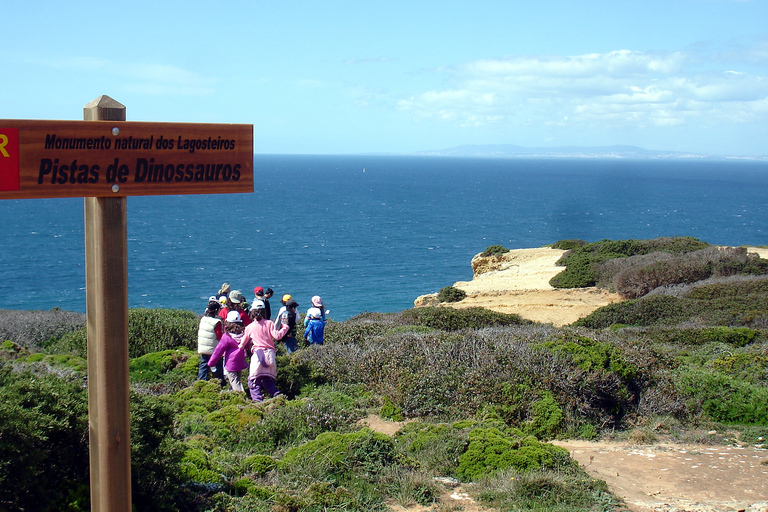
[413,293,439,308]
[471,253,507,277]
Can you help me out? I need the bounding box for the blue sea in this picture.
[1,155,767,320]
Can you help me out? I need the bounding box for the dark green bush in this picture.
[481,244,509,257]
[436,286,467,303]
[43,308,199,359]
[279,428,396,477]
[535,334,638,381]
[129,347,198,386]
[0,362,191,512]
[551,239,588,251]
[402,307,528,331]
[130,391,189,511]
[127,308,199,357]
[275,355,325,398]
[0,362,90,512]
[236,386,367,454]
[574,295,696,328]
[676,368,768,424]
[455,427,573,481]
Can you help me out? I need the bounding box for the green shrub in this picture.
[129,347,198,385]
[473,467,618,512]
[676,368,768,424]
[535,334,637,381]
[127,308,198,357]
[522,392,565,440]
[275,355,325,398]
[242,454,278,477]
[711,353,768,384]
[394,421,470,476]
[0,363,90,512]
[481,244,509,257]
[279,428,397,477]
[381,395,405,421]
[436,286,467,303]
[551,239,588,251]
[237,386,367,453]
[550,237,709,289]
[455,427,573,481]
[574,295,693,328]
[42,308,199,359]
[402,307,528,331]
[0,363,191,512]
[129,391,189,511]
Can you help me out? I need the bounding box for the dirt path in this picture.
[553,439,768,512]
[361,415,768,512]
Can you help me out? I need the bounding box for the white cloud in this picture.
[397,50,768,131]
[36,56,217,96]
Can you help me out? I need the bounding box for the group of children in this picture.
[196,282,328,402]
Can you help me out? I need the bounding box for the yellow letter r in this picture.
[0,134,9,157]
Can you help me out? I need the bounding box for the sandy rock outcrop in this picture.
[415,245,768,327]
[414,247,623,327]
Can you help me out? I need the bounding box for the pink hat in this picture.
[254,286,264,295]
[311,295,323,307]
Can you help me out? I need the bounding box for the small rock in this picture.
[433,476,460,487]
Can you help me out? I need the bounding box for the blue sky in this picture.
[4,1,767,156]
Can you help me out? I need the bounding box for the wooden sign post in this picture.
[0,96,254,512]
[83,96,130,512]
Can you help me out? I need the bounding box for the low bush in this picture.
[0,362,90,512]
[473,466,618,512]
[0,361,192,512]
[551,239,588,251]
[43,308,199,359]
[437,286,467,303]
[455,427,573,481]
[402,307,528,331]
[550,237,709,289]
[574,295,697,328]
[675,368,768,424]
[614,246,768,299]
[129,347,198,387]
[394,421,470,476]
[0,308,86,351]
[481,244,510,257]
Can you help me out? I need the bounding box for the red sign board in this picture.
[0,120,253,199]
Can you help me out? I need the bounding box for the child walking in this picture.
[240,299,289,401]
[197,297,224,385]
[207,310,249,392]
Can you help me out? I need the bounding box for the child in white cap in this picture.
[207,310,249,392]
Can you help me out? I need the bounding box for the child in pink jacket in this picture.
[240,300,289,401]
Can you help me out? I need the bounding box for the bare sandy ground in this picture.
[415,246,768,327]
[361,415,768,512]
[554,439,768,512]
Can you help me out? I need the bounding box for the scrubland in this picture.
[2,237,768,511]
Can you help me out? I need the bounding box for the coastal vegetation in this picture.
[2,237,768,511]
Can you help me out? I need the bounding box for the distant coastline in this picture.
[412,143,768,161]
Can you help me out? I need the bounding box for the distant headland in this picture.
[412,144,768,161]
